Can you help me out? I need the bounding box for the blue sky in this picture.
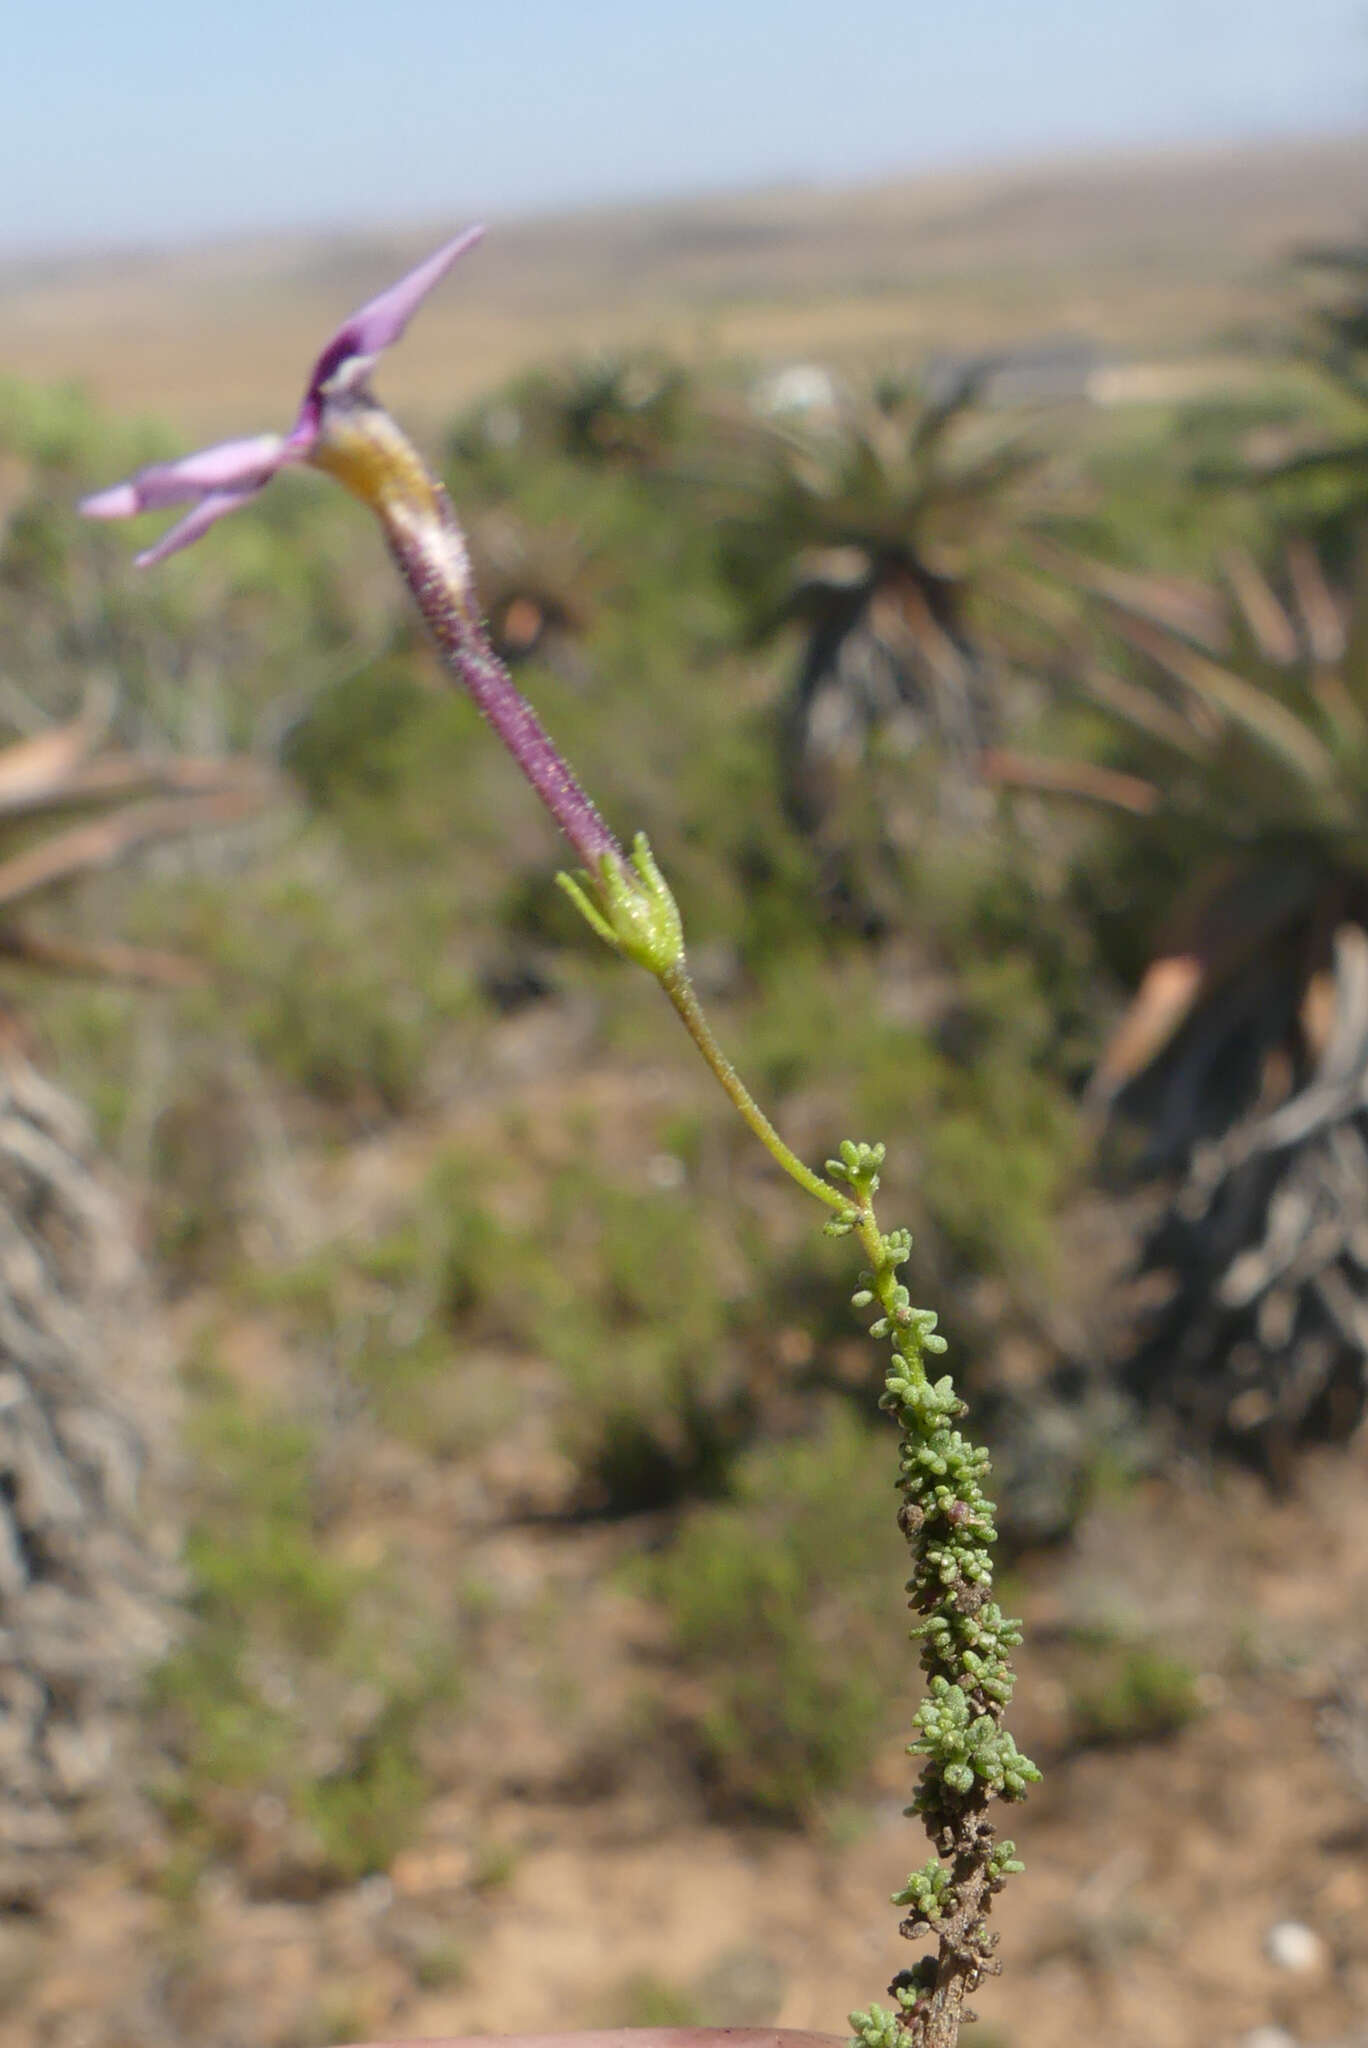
[3,0,1363,257]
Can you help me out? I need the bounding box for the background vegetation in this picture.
[2,141,1367,2048]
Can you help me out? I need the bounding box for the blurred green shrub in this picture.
[1067,1643,1204,1748]
[152,1359,459,1889]
[650,1408,903,1819]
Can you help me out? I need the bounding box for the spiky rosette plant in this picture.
[1245,235,1368,540]
[997,535,1368,1469]
[710,368,1044,909]
[0,701,271,1897]
[1196,235,1368,556]
[543,350,692,472]
[453,349,692,476]
[0,696,269,977]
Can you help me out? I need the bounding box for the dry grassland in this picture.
[3,133,1365,433]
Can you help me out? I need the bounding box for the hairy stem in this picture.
[310,393,625,878]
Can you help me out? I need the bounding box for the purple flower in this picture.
[81,226,484,566]
[84,219,645,896]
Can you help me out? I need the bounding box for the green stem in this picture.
[659,961,847,1214]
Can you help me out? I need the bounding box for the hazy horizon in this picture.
[4,122,1363,275]
[4,0,1364,262]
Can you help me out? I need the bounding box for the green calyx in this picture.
[557,831,685,977]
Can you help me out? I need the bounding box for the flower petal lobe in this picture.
[133,488,267,567]
[304,225,485,402]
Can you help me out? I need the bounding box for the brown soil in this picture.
[1,1017,1365,2048]
[3,1372,1366,2048]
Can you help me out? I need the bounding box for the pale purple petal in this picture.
[80,481,145,520]
[133,487,268,567]
[82,227,484,566]
[302,225,485,405]
[80,435,289,524]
